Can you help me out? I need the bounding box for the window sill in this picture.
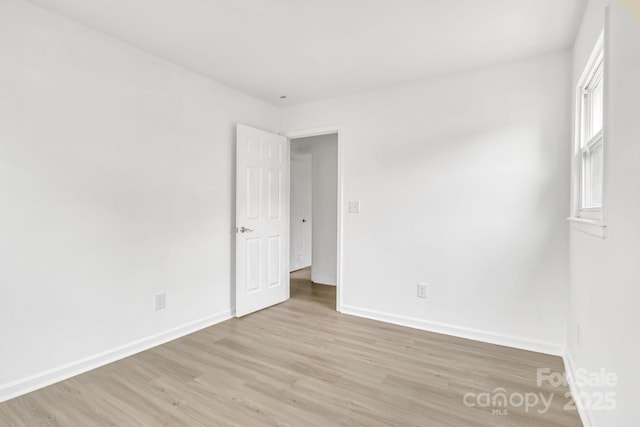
[567,217,607,238]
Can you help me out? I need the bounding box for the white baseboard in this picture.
[311,276,336,286]
[340,304,564,356]
[290,264,311,273]
[0,309,234,403]
[562,352,595,427]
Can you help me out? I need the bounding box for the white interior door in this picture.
[289,150,312,271]
[235,124,289,317]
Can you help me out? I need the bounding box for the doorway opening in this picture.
[289,132,339,310]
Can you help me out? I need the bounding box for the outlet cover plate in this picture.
[155,293,166,310]
[417,283,428,299]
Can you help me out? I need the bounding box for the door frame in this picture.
[287,126,343,312]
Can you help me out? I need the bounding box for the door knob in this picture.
[239,226,254,233]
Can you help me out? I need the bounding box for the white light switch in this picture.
[348,201,360,214]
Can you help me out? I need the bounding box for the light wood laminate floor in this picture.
[0,268,581,426]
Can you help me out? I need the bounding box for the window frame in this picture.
[569,33,606,236]
[579,58,604,219]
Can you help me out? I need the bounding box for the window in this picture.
[580,59,604,212]
[573,36,604,224]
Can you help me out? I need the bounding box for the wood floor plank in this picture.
[0,268,582,426]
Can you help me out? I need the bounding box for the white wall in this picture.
[283,52,571,352]
[290,150,312,271]
[0,0,280,400]
[291,134,339,285]
[568,1,640,426]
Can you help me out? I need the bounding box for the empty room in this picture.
[1,0,639,426]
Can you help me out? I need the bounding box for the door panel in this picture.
[267,170,281,219]
[289,151,312,271]
[267,236,280,287]
[236,124,289,317]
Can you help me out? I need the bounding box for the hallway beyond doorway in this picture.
[290,267,336,311]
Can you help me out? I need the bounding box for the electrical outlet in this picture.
[417,283,428,299]
[155,293,166,310]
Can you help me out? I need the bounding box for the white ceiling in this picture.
[26,0,587,106]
